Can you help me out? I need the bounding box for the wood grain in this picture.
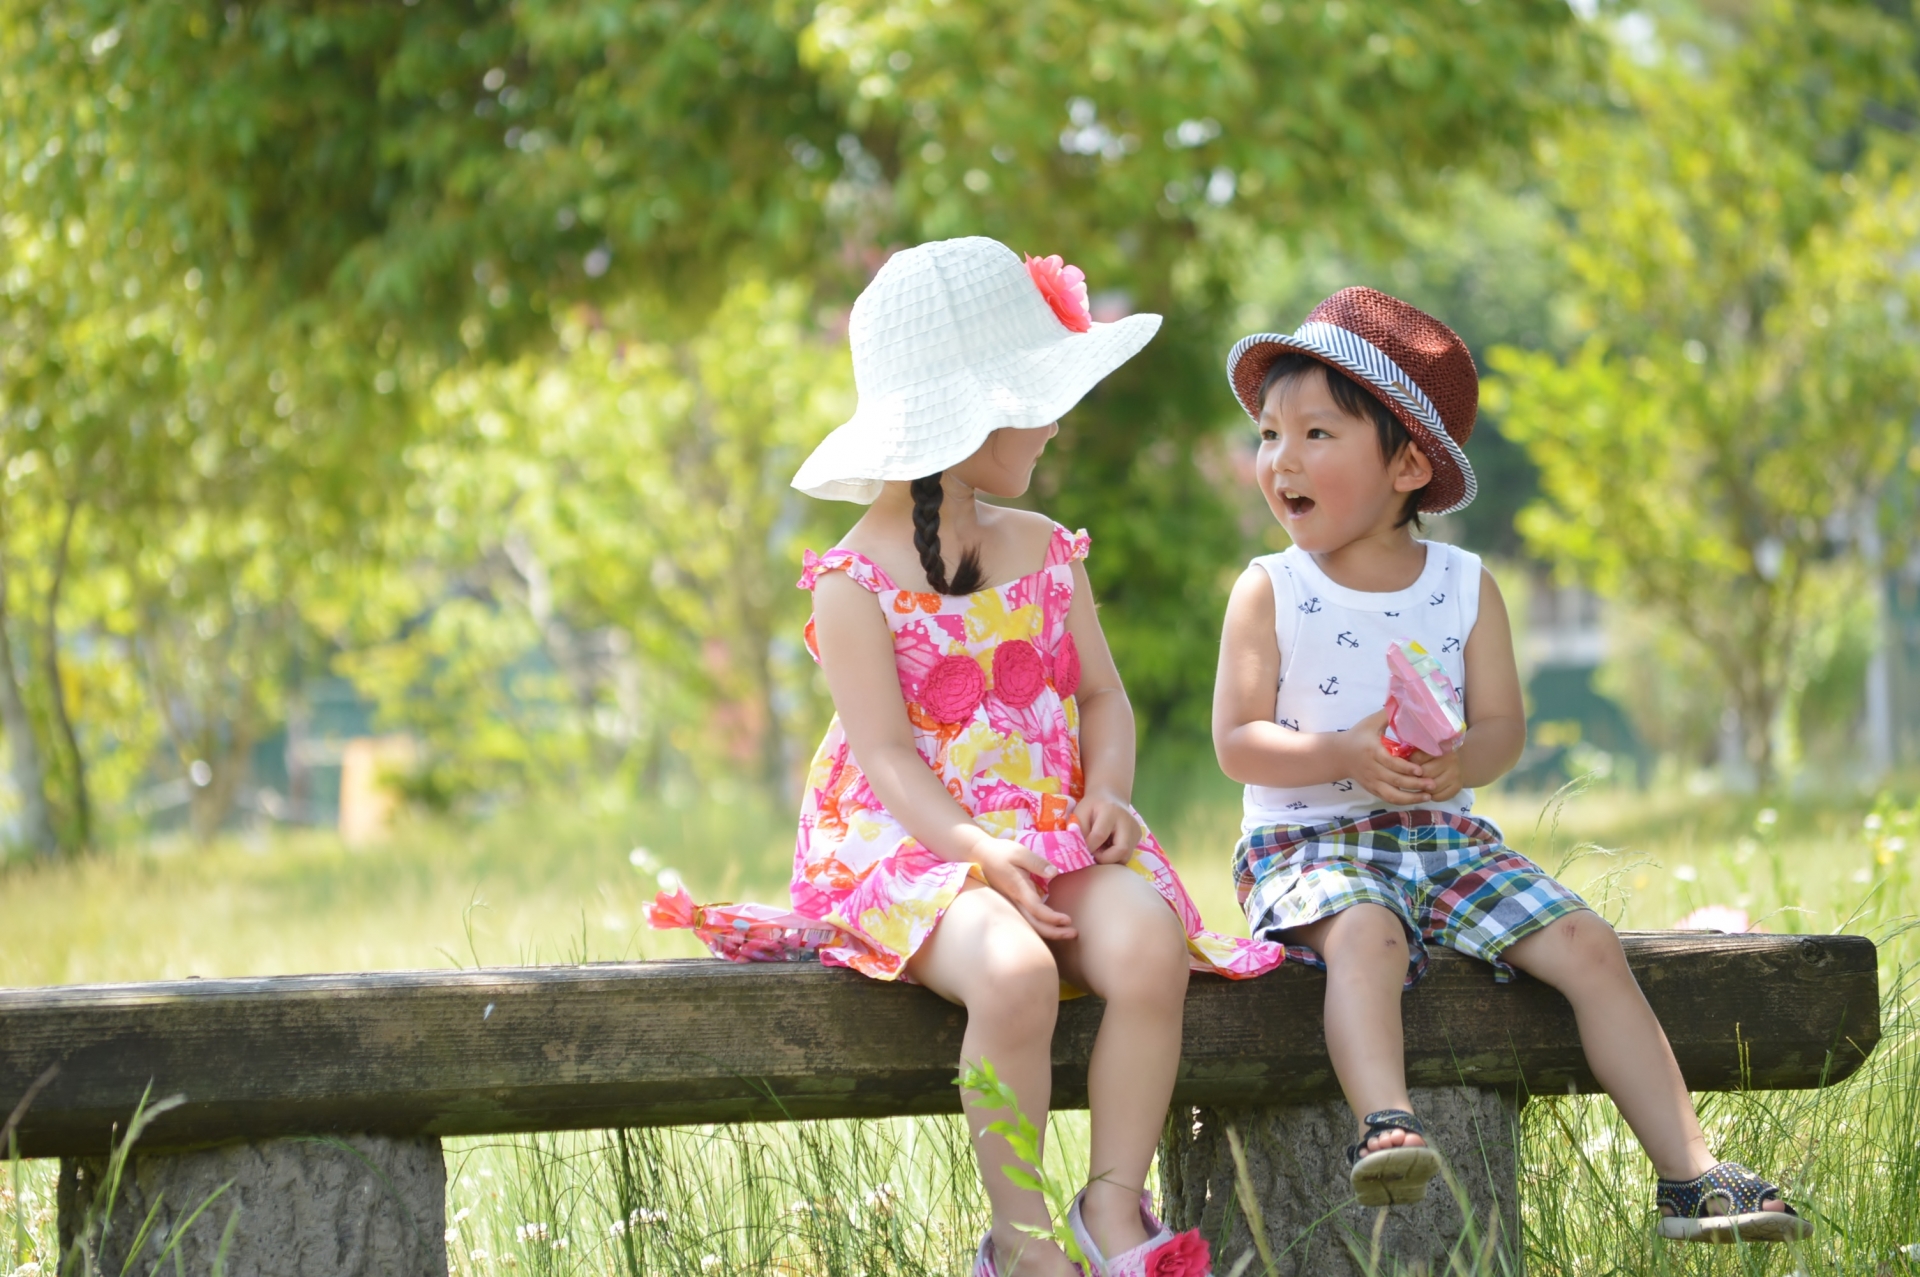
[0,932,1879,1157]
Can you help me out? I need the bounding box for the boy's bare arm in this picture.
[1213,566,1431,799]
[1408,570,1527,801]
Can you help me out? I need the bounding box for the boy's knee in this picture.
[1323,903,1411,967]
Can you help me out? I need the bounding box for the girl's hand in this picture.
[1344,707,1433,805]
[973,837,1078,941]
[1072,792,1141,865]
[1408,747,1463,803]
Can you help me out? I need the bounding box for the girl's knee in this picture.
[971,931,1060,1031]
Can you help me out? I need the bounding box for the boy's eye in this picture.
[1307,427,1332,439]
[1259,428,1279,441]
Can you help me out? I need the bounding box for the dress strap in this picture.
[1044,525,1092,568]
[798,548,899,595]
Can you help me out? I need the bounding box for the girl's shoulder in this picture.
[1039,517,1091,569]
[798,547,899,595]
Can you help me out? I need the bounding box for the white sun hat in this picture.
[792,236,1163,502]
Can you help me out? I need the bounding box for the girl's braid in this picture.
[909,473,984,595]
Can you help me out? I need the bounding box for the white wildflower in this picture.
[863,1183,899,1217]
[610,1219,627,1238]
[1673,864,1698,882]
[515,1222,549,1243]
[1756,807,1777,827]
[1864,813,1883,832]
[445,1227,461,1242]
[701,1254,723,1272]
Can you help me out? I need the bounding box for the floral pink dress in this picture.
[782,524,1284,983]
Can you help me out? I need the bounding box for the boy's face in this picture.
[1255,368,1433,553]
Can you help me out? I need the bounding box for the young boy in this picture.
[1210,287,1809,1243]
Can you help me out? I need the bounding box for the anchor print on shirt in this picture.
[1441,636,1462,654]
[1285,801,1310,811]
[1318,676,1341,696]
[1299,596,1323,614]
[1336,631,1360,649]
[1278,718,1301,732]
[1333,779,1355,793]
[1429,592,1447,606]
[1384,611,1400,617]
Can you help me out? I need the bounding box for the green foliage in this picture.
[335,279,852,803]
[1490,1,1920,787]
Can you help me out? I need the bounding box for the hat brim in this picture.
[1227,328,1477,517]
[794,312,1162,503]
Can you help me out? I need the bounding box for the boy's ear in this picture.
[1392,442,1434,493]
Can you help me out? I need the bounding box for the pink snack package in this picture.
[647,886,845,963]
[1380,639,1466,759]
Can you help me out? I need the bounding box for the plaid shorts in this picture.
[1232,809,1588,988]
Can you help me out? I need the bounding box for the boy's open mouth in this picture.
[1281,491,1316,517]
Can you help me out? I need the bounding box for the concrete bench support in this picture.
[1162,1088,1519,1277]
[57,1134,446,1277]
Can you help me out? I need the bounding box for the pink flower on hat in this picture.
[1025,254,1091,333]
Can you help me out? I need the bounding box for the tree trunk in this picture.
[42,497,90,849]
[0,550,59,858]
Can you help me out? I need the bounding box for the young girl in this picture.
[658,237,1281,1277]
[1211,287,1811,1243]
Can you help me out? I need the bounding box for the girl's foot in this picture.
[1068,1190,1211,1277]
[1074,1181,1152,1259]
[974,1226,1080,1277]
[1348,1109,1442,1207]
[1654,1163,1813,1244]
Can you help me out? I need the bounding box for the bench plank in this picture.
[0,932,1878,1157]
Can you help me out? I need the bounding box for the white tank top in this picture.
[1242,541,1484,833]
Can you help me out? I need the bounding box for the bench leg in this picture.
[57,1134,448,1276]
[1161,1086,1521,1277]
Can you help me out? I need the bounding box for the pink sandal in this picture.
[1067,1190,1211,1277]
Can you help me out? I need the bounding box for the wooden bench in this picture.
[1,932,1881,1276]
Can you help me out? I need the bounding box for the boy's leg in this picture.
[1281,902,1425,1153]
[1500,912,1782,1204]
[1048,864,1192,1259]
[908,882,1078,1276]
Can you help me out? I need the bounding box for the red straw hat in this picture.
[1226,287,1479,515]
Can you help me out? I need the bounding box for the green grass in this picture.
[4,775,1918,1275]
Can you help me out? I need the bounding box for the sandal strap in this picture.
[1654,1161,1798,1219]
[1347,1109,1426,1166]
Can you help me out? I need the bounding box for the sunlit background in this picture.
[4,1,1920,1272]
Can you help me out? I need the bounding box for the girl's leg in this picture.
[908,882,1078,1276]
[1047,865,1191,1259]
[1281,904,1424,1153]
[1500,911,1745,1191]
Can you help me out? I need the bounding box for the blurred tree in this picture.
[335,280,851,804]
[4,0,1584,833]
[1490,1,1920,787]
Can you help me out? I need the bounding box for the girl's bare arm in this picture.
[1061,560,1141,863]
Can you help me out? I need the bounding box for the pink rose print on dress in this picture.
[992,639,1047,709]
[919,653,986,723]
[1025,254,1092,333]
[1053,632,1082,700]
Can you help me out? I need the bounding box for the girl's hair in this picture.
[1259,353,1425,530]
[909,473,985,595]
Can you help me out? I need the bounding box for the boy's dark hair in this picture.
[1258,353,1426,530]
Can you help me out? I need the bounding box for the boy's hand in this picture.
[1072,791,1142,865]
[1345,707,1435,805]
[1408,746,1463,803]
[973,837,1078,941]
